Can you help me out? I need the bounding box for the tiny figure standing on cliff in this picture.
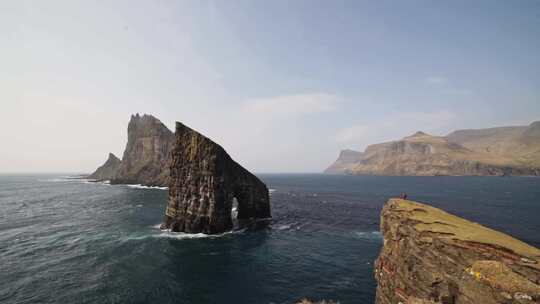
[399,193,408,200]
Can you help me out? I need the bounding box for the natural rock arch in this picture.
[161,122,271,234]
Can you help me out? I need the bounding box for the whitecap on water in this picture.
[126,184,168,190]
[142,223,241,240]
[353,231,383,240]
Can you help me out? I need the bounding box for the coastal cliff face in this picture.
[375,199,540,304]
[326,129,540,176]
[161,122,271,234]
[324,149,364,174]
[447,121,540,168]
[87,153,121,180]
[111,114,175,186]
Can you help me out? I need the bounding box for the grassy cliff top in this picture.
[386,199,540,268]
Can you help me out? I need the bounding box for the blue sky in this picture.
[1,0,539,172]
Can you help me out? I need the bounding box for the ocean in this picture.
[1,174,539,304]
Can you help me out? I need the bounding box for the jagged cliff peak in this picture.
[87,152,121,181]
[106,152,120,161]
[110,114,175,186]
[162,121,271,234]
[375,198,540,303]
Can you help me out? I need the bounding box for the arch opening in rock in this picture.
[161,122,271,234]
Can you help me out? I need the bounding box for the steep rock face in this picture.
[324,149,364,174]
[87,153,121,180]
[375,199,540,304]
[326,131,539,176]
[111,114,175,186]
[161,122,271,234]
[447,121,540,168]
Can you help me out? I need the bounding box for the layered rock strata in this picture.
[161,122,271,234]
[111,114,175,186]
[375,199,540,304]
[87,153,121,181]
[326,120,540,176]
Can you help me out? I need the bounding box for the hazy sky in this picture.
[1,1,540,173]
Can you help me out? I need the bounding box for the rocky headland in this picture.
[161,121,271,234]
[375,198,540,304]
[326,121,540,176]
[324,149,364,174]
[87,153,121,181]
[109,114,175,186]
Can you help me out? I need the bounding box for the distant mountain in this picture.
[325,149,364,174]
[325,121,540,176]
[87,153,121,181]
[447,121,540,167]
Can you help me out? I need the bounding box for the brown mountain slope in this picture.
[326,122,540,176]
[447,121,540,167]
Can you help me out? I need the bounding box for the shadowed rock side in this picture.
[87,153,121,180]
[375,199,540,304]
[111,114,175,186]
[161,122,271,234]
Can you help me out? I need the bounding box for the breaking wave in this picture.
[353,231,383,241]
[126,184,168,190]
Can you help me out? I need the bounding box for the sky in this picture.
[1,0,540,173]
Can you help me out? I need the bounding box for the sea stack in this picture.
[87,153,121,181]
[161,122,271,234]
[111,114,175,187]
[375,199,540,304]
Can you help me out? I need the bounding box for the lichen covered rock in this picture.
[375,199,540,304]
[161,122,271,234]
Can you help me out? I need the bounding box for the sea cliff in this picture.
[161,121,271,234]
[375,199,540,303]
[110,114,175,186]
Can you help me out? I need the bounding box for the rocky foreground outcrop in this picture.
[161,122,271,234]
[87,153,121,181]
[375,199,540,304]
[326,121,540,176]
[110,114,175,186]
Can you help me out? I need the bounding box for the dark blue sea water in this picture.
[1,174,539,304]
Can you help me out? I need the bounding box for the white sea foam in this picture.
[145,223,240,239]
[354,231,382,240]
[126,184,168,190]
[276,224,292,230]
[269,189,276,193]
[154,232,215,239]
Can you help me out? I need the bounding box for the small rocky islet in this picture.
[88,113,540,303]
